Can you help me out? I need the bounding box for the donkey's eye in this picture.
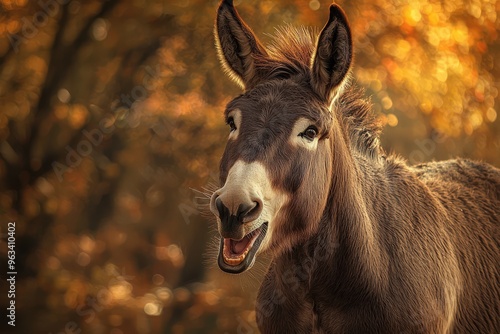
[227,117,236,132]
[300,126,318,141]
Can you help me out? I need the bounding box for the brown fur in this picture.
[213,1,500,333]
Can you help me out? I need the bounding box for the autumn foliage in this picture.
[0,0,498,333]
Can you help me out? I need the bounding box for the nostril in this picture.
[236,203,253,222]
[247,201,260,217]
[238,200,263,223]
[215,197,225,218]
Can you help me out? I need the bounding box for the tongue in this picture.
[232,237,250,254]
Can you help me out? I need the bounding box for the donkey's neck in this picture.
[275,122,390,301]
[327,126,389,290]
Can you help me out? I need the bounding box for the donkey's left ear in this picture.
[311,4,353,102]
[215,0,268,89]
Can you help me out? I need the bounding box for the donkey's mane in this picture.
[336,86,383,159]
[266,26,315,75]
[265,26,383,159]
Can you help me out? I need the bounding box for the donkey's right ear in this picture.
[215,0,268,89]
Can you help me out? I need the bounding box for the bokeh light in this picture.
[0,0,498,333]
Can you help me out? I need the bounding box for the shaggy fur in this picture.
[213,1,500,333]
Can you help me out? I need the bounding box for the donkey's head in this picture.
[210,0,352,273]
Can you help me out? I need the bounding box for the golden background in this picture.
[0,0,499,333]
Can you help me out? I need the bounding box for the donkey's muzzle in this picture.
[210,185,267,272]
[215,197,262,239]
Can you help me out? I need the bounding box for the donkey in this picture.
[209,1,500,333]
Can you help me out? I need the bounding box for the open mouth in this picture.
[218,223,268,274]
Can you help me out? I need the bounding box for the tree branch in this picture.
[24,0,121,175]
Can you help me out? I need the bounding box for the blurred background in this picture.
[0,0,498,333]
